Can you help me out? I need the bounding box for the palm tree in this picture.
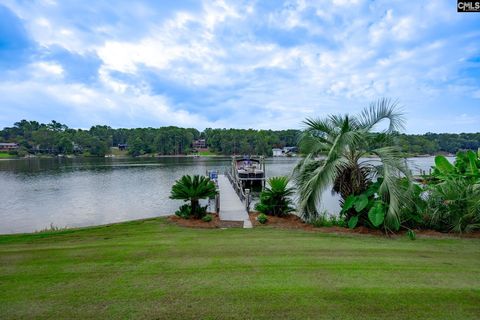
[294,98,412,230]
[170,175,217,219]
[255,176,295,216]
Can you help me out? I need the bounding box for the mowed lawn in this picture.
[0,218,479,319]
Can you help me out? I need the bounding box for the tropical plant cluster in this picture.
[170,99,479,235]
[293,99,480,235]
[294,98,412,233]
[420,151,480,233]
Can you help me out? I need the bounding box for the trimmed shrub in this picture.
[202,214,213,222]
[175,204,191,219]
[257,213,268,224]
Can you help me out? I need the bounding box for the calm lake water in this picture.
[0,156,449,234]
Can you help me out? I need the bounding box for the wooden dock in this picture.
[217,174,252,228]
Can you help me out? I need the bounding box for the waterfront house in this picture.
[192,139,208,152]
[192,139,206,149]
[0,143,19,152]
[272,148,283,156]
[272,147,298,157]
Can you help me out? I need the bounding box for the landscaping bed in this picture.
[253,212,480,238]
[168,213,221,228]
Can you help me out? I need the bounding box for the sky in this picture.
[0,0,479,133]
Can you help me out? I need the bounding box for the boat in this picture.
[231,155,266,190]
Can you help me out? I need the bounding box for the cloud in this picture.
[0,0,479,133]
[32,61,64,77]
[0,4,35,69]
[0,79,218,129]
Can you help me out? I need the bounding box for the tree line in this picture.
[0,120,298,157]
[0,120,479,157]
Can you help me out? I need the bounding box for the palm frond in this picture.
[371,146,412,231]
[358,98,405,133]
[296,125,360,220]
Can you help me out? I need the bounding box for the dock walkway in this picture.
[217,174,252,228]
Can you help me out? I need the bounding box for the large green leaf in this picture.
[368,202,385,227]
[354,194,369,212]
[434,155,455,175]
[466,150,479,176]
[365,181,380,197]
[341,195,356,214]
[348,215,358,229]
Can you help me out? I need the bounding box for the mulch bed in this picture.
[168,214,221,228]
[168,213,480,239]
[250,212,384,236]
[250,212,480,238]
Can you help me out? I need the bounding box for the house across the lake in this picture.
[192,139,206,149]
[0,143,19,152]
[192,139,208,152]
[272,148,283,156]
[272,146,298,157]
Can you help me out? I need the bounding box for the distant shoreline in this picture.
[0,152,456,160]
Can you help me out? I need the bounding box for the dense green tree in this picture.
[1,118,479,157]
[56,137,74,154]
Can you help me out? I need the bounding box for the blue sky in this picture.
[0,0,479,133]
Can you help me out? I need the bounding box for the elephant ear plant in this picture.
[170,175,217,219]
[294,98,414,232]
[427,150,480,233]
[340,179,385,229]
[433,150,480,183]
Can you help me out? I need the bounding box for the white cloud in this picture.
[0,80,218,128]
[0,0,479,133]
[32,62,64,77]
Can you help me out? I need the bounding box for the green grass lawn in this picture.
[197,150,217,156]
[0,219,479,319]
[0,152,16,158]
[108,147,129,157]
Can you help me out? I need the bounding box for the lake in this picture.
[0,156,447,234]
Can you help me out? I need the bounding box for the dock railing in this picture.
[206,169,221,213]
[225,170,251,211]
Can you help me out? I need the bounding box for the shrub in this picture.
[425,178,480,233]
[329,215,346,227]
[406,229,416,240]
[170,175,217,219]
[196,205,208,218]
[175,204,191,219]
[257,213,268,224]
[311,212,348,228]
[202,214,213,222]
[311,212,333,227]
[255,176,295,216]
